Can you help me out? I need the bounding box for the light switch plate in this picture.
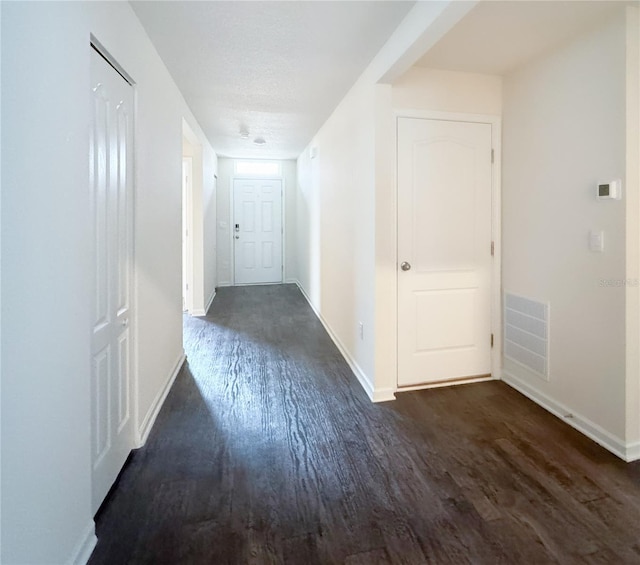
[589,230,604,252]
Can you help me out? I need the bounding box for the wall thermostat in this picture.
[597,179,621,200]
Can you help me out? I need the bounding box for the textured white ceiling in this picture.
[131,1,414,159]
[415,1,623,76]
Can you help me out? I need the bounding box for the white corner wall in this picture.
[1,2,216,562]
[371,67,504,398]
[502,9,631,458]
[392,67,502,115]
[295,1,485,402]
[296,148,322,307]
[183,123,218,316]
[297,80,378,395]
[216,158,297,286]
[625,5,640,459]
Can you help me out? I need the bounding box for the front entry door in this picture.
[397,117,493,387]
[90,47,135,512]
[233,179,283,285]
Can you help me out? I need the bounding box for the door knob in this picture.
[400,261,411,271]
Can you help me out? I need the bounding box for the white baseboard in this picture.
[67,521,97,565]
[136,352,186,447]
[502,370,635,461]
[626,441,640,462]
[205,289,216,312]
[294,281,393,403]
[191,289,217,316]
[371,387,396,402]
[217,281,232,287]
[285,278,297,284]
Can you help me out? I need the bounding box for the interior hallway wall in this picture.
[216,158,296,286]
[295,1,488,401]
[502,8,630,456]
[1,2,216,562]
[371,66,503,396]
[297,82,377,394]
[182,125,218,316]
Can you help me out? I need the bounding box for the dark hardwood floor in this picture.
[89,284,640,564]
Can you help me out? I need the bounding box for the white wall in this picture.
[282,160,297,283]
[296,65,503,400]
[204,157,218,305]
[625,6,640,457]
[369,67,504,397]
[392,67,502,114]
[216,158,234,286]
[183,123,218,316]
[296,148,321,306]
[294,2,478,401]
[0,0,4,554]
[297,82,377,393]
[502,9,630,455]
[216,158,296,286]
[1,2,215,562]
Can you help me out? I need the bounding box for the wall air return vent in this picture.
[504,293,549,380]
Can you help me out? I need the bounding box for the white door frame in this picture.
[230,176,285,286]
[393,109,502,391]
[182,157,193,313]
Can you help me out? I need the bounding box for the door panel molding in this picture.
[395,110,502,391]
[231,177,284,285]
[90,45,136,513]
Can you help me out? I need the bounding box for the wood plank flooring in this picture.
[89,284,640,564]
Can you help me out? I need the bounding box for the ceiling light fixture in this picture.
[239,127,249,139]
[253,137,266,145]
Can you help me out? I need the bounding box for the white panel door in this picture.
[90,48,134,512]
[397,117,493,387]
[233,179,282,285]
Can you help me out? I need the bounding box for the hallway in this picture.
[89,285,640,564]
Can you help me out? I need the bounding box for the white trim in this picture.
[228,176,234,285]
[66,521,97,565]
[216,281,233,287]
[397,374,497,393]
[394,109,500,125]
[136,352,186,447]
[294,281,394,403]
[627,441,640,462]
[502,369,636,461]
[393,109,502,391]
[192,288,215,316]
[282,176,288,283]
[181,155,194,314]
[371,387,396,403]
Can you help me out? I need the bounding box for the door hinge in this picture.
[491,241,495,256]
[491,149,495,163]
[491,333,494,348]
